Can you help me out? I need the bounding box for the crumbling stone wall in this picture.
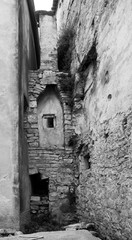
[56,0,132,239]
[24,69,77,224]
[23,11,77,225]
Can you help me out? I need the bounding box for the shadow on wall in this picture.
[37,85,64,148]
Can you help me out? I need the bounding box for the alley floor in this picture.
[0,231,101,240]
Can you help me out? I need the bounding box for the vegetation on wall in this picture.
[59,75,74,94]
[68,133,78,147]
[58,74,75,108]
[57,25,75,108]
[57,25,75,72]
[24,213,63,233]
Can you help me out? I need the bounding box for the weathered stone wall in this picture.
[24,69,76,224]
[39,14,57,70]
[25,15,76,224]
[56,0,71,32]
[25,13,76,224]
[19,0,40,229]
[56,0,132,239]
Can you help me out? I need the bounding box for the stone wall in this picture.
[24,13,77,225]
[25,67,76,224]
[0,0,19,230]
[30,196,49,216]
[39,14,57,70]
[19,0,39,229]
[0,0,39,230]
[56,0,132,239]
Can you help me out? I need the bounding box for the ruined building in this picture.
[0,0,132,240]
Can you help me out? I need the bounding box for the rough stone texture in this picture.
[25,69,76,224]
[56,0,132,239]
[25,13,76,224]
[30,196,49,215]
[56,0,71,32]
[25,70,73,147]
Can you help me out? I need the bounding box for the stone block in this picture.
[31,196,40,201]
[57,186,69,193]
[29,142,39,147]
[31,210,37,214]
[29,101,37,108]
[31,205,39,210]
[28,115,38,123]
[64,158,73,164]
[38,73,43,79]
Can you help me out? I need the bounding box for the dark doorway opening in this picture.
[30,173,49,197]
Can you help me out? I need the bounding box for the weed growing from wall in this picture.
[68,133,78,147]
[57,25,75,72]
[58,74,75,108]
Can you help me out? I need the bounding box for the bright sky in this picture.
[34,0,53,11]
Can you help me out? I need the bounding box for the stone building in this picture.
[1,0,132,239]
[0,0,40,231]
[53,0,132,240]
[25,10,76,225]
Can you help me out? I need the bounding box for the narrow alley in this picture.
[0,0,132,240]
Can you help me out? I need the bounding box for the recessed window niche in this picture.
[37,85,64,148]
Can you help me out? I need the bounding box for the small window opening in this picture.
[30,173,49,197]
[47,117,54,128]
[42,114,55,129]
